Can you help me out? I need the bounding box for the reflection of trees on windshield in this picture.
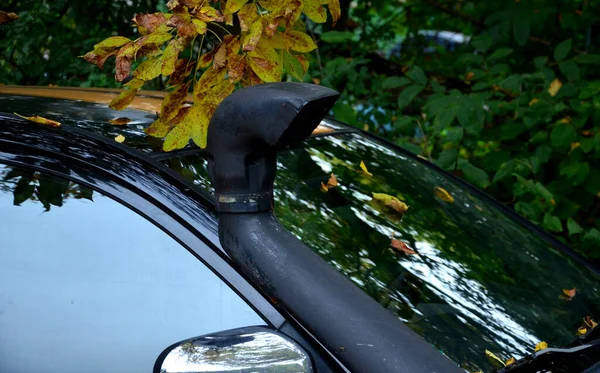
[271,134,600,372]
[0,165,93,211]
[162,331,309,373]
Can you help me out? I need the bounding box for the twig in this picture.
[416,119,432,161]
[308,25,324,79]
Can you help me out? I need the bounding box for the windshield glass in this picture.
[166,133,600,372]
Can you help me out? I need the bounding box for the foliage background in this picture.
[1,0,600,265]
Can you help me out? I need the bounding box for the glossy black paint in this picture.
[0,113,347,373]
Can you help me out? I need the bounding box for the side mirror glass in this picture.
[155,326,314,373]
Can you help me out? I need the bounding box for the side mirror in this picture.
[154,326,314,373]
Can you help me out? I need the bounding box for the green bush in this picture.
[313,0,600,264]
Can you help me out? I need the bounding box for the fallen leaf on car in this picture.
[578,327,588,336]
[14,113,61,127]
[548,78,562,97]
[391,238,416,255]
[563,287,576,299]
[534,341,548,352]
[0,11,18,25]
[114,134,126,143]
[584,316,598,329]
[434,186,454,203]
[321,173,338,191]
[109,117,132,126]
[485,350,506,368]
[372,192,409,214]
[359,161,373,177]
[505,357,516,365]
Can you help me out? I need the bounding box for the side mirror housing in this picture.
[154,326,314,373]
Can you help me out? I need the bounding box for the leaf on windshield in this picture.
[372,192,409,214]
[391,238,416,255]
[0,11,19,25]
[584,316,598,329]
[548,78,562,97]
[505,357,516,366]
[578,327,588,336]
[109,117,132,126]
[434,186,455,203]
[534,341,548,352]
[14,113,61,127]
[561,287,576,300]
[321,173,338,192]
[485,350,506,369]
[114,134,126,143]
[359,161,373,176]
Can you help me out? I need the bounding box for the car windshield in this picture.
[166,132,600,372]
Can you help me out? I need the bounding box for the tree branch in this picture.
[421,0,485,28]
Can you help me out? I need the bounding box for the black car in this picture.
[0,84,599,373]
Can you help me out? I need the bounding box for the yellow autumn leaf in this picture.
[328,0,341,26]
[548,78,562,97]
[391,238,416,255]
[584,316,598,329]
[321,173,338,191]
[161,81,191,121]
[302,0,327,23]
[225,0,249,14]
[434,187,455,203]
[161,40,182,76]
[94,36,132,49]
[359,161,373,176]
[163,114,193,151]
[242,19,263,52]
[109,79,144,111]
[114,134,126,143]
[281,30,317,52]
[372,193,409,214]
[188,105,211,149]
[134,57,163,81]
[485,350,506,369]
[247,40,283,83]
[14,113,61,127]
[505,357,516,365]
[534,341,548,352]
[238,3,259,32]
[0,11,19,25]
[529,97,539,106]
[578,327,588,336]
[109,117,131,126]
[563,287,576,298]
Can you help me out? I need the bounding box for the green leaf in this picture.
[397,85,424,108]
[554,39,572,62]
[333,103,357,125]
[534,182,553,202]
[512,17,530,46]
[493,160,516,183]
[487,48,513,61]
[573,54,600,65]
[320,31,354,44]
[534,56,547,70]
[543,213,562,232]
[472,81,490,91]
[382,76,410,89]
[559,159,590,185]
[583,228,600,247]
[406,66,427,86]
[501,120,527,140]
[579,81,600,99]
[435,149,458,170]
[567,218,584,235]
[134,57,162,81]
[283,52,305,81]
[559,60,580,81]
[430,80,446,93]
[460,162,490,189]
[550,124,576,148]
[470,34,493,52]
